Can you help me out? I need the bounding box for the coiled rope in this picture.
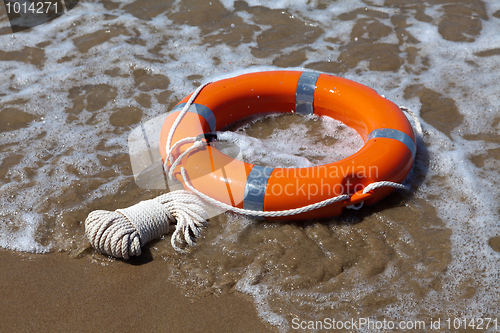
[85,190,208,259]
[84,83,415,259]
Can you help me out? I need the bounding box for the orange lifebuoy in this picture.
[159,71,416,220]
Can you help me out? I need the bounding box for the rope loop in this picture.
[400,105,423,136]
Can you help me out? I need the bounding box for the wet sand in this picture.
[0,249,275,332]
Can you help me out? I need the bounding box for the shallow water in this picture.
[1,0,500,331]
[218,113,364,168]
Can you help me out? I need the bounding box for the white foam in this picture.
[0,211,50,253]
[217,113,363,168]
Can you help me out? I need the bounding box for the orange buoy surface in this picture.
[160,71,416,220]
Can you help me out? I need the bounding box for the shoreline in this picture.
[0,249,276,333]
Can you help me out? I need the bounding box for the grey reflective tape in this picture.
[243,165,274,211]
[296,72,321,115]
[173,103,216,132]
[368,128,416,159]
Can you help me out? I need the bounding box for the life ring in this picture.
[159,71,416,220]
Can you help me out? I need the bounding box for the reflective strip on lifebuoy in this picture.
[242,165,274,211]
[296,71,321,115]
[159,71,416,220]
[172,103,217,132]
[368,128,416,159]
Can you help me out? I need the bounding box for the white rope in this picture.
[180,167,350,217]
[85,191,209,259]
[345,181,409,210]
[165,136,199,166]
[346,202,364,210]
[400,105,423,136]
[363,180,408,193]
[84,82,414,259]
[167,140,203,181]
[165,82,211,166]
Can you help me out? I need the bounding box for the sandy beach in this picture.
[0,249,275,332]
